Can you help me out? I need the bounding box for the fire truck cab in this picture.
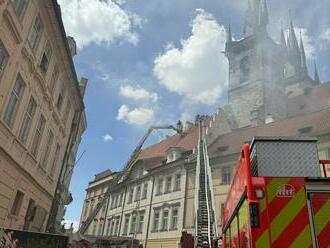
[222,137,330,248]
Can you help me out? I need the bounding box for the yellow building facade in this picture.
[0,0,84,232]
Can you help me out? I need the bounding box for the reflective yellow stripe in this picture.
[290,225,312,248]
[260,197,267,213]
[267,178,291,203]
[270,189,306,242]
[256,230,270,248]
[314,198,330,235]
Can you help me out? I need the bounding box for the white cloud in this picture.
[117,105,154,126]
[103,134,113,142]
[321,29,330,41]
[153,9,228,105]
[58,0,143,49]
[319,28,330,50]
[119,85,158,102]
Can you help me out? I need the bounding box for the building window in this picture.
[153,210,160,231]
[142,183,148,199]
[174,174,181,191]
[49,65,59,95]
[135,185,141,201]
[18,97,36,143]
[40,42,52,73]
[137,212,144,233]
[240,56,251,83]
[117,194,122,207]
[123,215,130,236]
[92,221,97,236]
[127,188,133,204]
[0,41,8,79]
[49,144,60,176]
[130,214,137,234]
[83,201,89,218]
[109,220,114,236]
[3,75,25,127]
[171,208,178,230]
[56,90,64,112]
[89,200,94,216]
[11,0,28,18]
[106,219,111,236]
[31,114,45,157]
[222,167,231,184]
[165,176,172,193]
[40,130,54,169]
[98,221,103,236]
[114,218,119,236]
[28,15,43,51]
[162,210,169,231]
[156,178,163,195]
[10,190,24,216]
[63,100,70,125]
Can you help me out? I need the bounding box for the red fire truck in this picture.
[222,137,330,248]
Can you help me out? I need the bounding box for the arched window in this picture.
[240,56,251,83]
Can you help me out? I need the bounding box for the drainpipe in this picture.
[144,175,155,248]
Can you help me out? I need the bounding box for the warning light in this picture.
[255,189,265,199]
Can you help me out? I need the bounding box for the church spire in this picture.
[314,62,321,84]
[244,0,268,37]
[227,23,232,43]
[280,28,287,50]
[299,33,307,75]
[287,11,300,66]
[259,0,269,27]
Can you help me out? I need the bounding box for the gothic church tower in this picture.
[225,0,316,128]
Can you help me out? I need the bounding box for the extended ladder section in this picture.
[195,120,217,248]
[79,181,115,235]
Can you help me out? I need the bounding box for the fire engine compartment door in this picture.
[307,191,330,248]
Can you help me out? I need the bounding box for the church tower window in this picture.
[240,56,251,83]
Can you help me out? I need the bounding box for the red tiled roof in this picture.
[288,82,330,117]
[208,107,330,157]
[137,125,198,169]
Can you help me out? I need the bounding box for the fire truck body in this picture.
[222,137,330,248]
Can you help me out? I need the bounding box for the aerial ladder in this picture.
[194,118,218,247]
[78,123,183,235]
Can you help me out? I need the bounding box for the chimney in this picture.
[176,120,183,133]
[67,36,77,57]
[183,121,193,132]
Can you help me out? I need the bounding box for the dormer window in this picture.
[166,148,182,163]
[240,56,251,83]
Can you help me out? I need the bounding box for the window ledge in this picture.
[169,227,178,231]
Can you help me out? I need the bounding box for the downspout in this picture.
[144,175,155,248]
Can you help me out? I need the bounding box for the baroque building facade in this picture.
[79,0,330,247]
[0,0,86,233]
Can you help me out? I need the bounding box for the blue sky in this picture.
[58,0,330,228]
